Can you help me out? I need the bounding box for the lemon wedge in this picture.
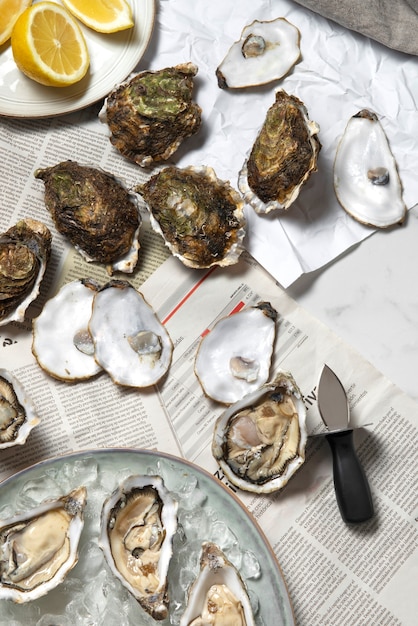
[0,0,32,46]
[61,0,134,34]
[11,1,90,87]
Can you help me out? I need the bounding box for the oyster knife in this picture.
[317,364,374,524]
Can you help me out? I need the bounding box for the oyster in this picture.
[99,475,178,621]
[212,371,307,493]
[238,90,321,213]
[100,63,202,167]
[180,542,255,626]
[88,280,173,387]
[35,161,141,274]
[195,302,278,405]
[32,279,102,382]
[137,165,246,269]
[334,109,407,228]
[216,18,301,89]
[0,486,87,603]
[0,369,40,449]
[0,218,51,326]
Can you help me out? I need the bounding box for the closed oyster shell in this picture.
[0,369,40,448]
[137,165,246,269]
[35,161,141,274]
[0,486,87,603]
[0,218,51,326]
[100,63,202,167]
[238,90,320,213]
[212,371,307,493]
[99,475,178,621]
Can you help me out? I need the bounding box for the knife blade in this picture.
[317,364,374,524]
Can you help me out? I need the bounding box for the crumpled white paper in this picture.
[140,0,418,287]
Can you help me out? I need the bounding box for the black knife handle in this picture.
[325,429,374,523]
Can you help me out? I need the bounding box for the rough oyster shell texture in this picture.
[0,486,87,603]
[137,165,246,269]
[99,475,178,621]
[100,63,202,167]
[35,161,141,274]
[0,369,40,449]
[0,218,51,326]
[216,17,301,89]
[334,109,407,228]
[212,371,307,493]
[239,90,321,214]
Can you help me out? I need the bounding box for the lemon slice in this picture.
[61,0,134,34]
[0,0,32,46]
[11,1,90,87]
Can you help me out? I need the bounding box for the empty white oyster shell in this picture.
[0,486,87,603]
[32,279,102,382]
[99,475,178,621]
[212,371,307,493]
[238,90,320,214]
[195,302,277,405]
[89,280,173,388]
[0,369,40,449]
[334,109,407,228]
[179,541,255,626]
[216,17,301,89]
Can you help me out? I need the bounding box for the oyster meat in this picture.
[99,475,178,621]
[35,161,141,274]
[0,369,40,449]
[334,109,407,228]
[32,279,102,382]
[195,302,278,405]
[0,486,87,603]
[216,17,301,89]
[100,63,202,167]
[212,371,307,493]
[180,542,255,626]
[88,280,173,387]
[238,90,321,214]
[0,219,51,326]
[137,165,246,269]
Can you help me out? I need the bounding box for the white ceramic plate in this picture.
[0,0,155,118]
[0,448,295,625]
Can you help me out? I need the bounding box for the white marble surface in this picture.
[287,204,418,402]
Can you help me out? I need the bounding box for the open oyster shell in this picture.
[99,475,178,621]
[88,280,173,388]
[35,161,141,274]
[100,63,202,167]
[32,279,102,382]
[216,17,301,89]
[137,165,246,269]
[0,486,87,603]
[195,302,278,405]
[212,371,307,493]
[238,90,320,214]
[0,369,40,449]
[333,109,407,228]
[0,219,51,326]
[179,541,255,626]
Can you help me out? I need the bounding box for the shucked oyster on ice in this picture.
[99,475,178,621]
[0,218,51,326]
[137,165,246,269]
[239,90,320,214]
[216,17,301,89]
[0,486,87,603]
[100,63,202,167]
[0,369,40,449]
[180,542,255,626]
[35,161,141,274]
[334,109,407,228]
[212,371,307,493]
